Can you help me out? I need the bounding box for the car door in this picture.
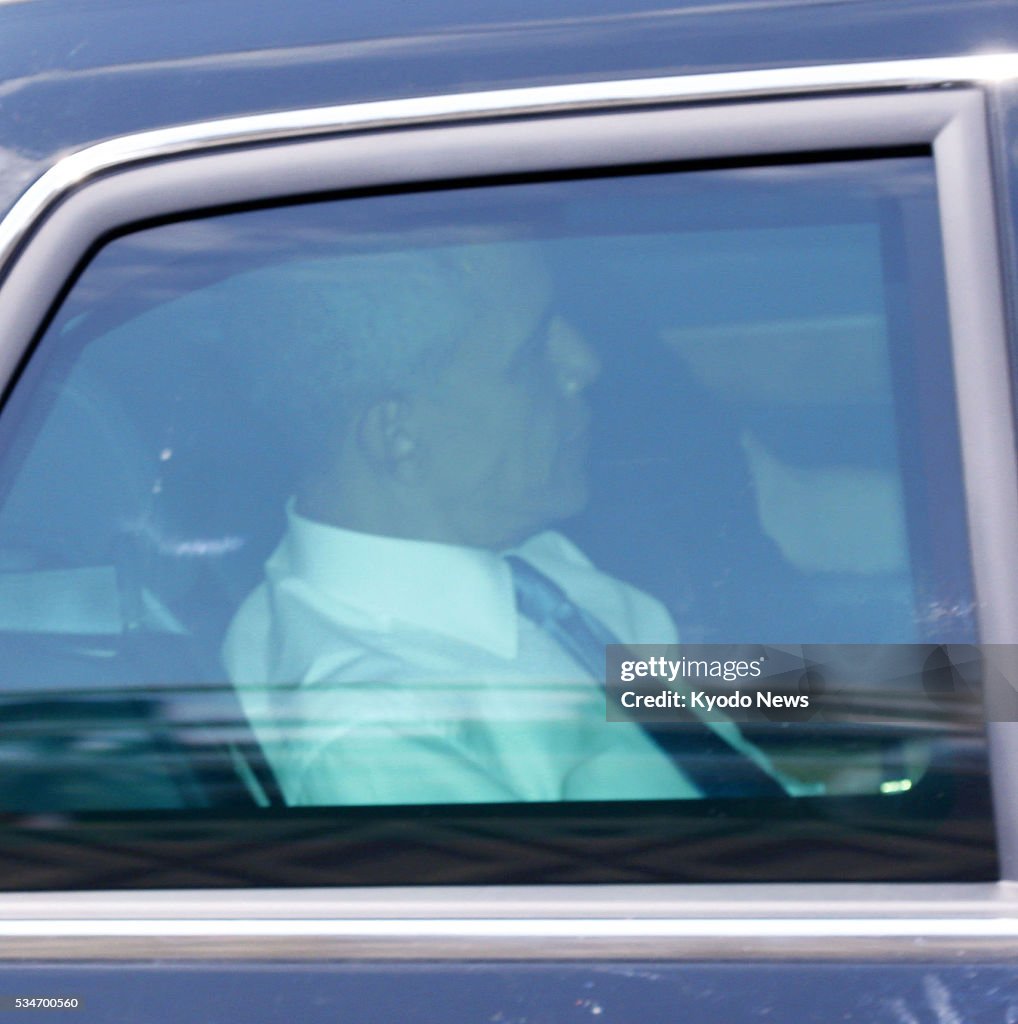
[0,55,1015,1021]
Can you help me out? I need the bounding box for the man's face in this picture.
[409,290,601,549]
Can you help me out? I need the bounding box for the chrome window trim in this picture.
[3,908,1018,959]
[1,878,1018,959]
[0,58,1016,958]
[8,918,1018,939]
[3,52,1018,275]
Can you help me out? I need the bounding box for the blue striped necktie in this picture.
[504,554,786,799]
[505,554,616,679]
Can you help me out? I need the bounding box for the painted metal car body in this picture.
[1,1,1018,1020]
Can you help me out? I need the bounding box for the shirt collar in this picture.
[277,499,522,659]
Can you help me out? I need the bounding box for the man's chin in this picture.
[544,475,590,525]
[496,476,590,547]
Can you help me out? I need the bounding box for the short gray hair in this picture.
[224,241,548,463]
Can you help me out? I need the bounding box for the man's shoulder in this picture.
[221,582,273,684]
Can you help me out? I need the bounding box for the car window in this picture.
[0,153,996,887]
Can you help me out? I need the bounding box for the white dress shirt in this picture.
[223,502,781,805]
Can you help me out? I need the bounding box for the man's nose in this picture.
[548,317,601,396]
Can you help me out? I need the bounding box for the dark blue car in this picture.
[0,1,1016,1019]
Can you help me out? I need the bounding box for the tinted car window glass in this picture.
[0,154,995,886]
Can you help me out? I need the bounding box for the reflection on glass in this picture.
[0,157,985,819]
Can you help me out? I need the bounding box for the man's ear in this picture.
[357,398,421,480]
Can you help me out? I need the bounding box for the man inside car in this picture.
[222,242,791,805]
